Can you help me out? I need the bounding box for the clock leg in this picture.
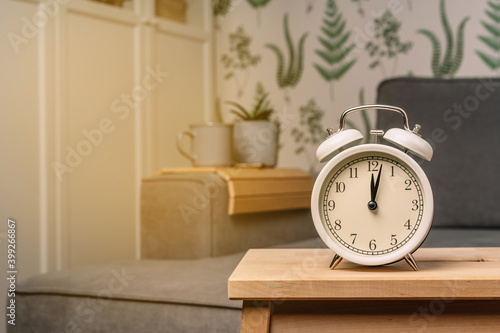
[404,253,419,271]
[329,254,343,270]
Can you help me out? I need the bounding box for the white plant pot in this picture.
[233,121,279,167]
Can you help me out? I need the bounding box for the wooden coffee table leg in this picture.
[241,300,271,333]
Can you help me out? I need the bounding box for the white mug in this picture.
[177,123,233,166]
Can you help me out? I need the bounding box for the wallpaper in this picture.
[214,0,497,174]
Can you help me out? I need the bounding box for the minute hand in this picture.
[372,164,383,202]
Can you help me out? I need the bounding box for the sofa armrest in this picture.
[141,172,317,259]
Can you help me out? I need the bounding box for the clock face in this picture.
[312,145,433,265]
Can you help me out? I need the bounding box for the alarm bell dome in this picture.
[383,128,433,161]
[316,129,364,162]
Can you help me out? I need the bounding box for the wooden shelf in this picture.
[153,167,314,215]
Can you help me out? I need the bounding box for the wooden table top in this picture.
[228,247,500,300]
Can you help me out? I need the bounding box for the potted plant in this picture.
[226,84,279,167]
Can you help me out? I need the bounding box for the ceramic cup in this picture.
[177,123,233,166]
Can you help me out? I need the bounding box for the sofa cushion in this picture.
[14,256,242,332]
[12,238,325,333]
[14,295,240,333]
[377,77,500,228]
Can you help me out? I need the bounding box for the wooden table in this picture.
[228,248,500,332]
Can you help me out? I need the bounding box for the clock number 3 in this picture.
[411,199,419,211]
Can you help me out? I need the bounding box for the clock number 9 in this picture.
[327,200,335,211]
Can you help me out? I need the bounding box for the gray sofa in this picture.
[376,77,500,247]
[12,173,320,333]
[11,77,500,332]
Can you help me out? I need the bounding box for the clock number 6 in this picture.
[369,239,377,250]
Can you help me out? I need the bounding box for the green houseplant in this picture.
[226,93,273,121]
[226,84,279,167]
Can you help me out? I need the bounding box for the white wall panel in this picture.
[64,11,137,267]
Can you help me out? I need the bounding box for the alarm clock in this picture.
[311,105,434,270]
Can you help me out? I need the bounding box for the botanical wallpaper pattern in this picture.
[214,0,497,174]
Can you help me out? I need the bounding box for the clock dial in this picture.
[320,152,424,257]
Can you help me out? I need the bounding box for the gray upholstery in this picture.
[421,228,500,247]
[377,77,500,228]
[14,256,244,333]
[12,238,324,333]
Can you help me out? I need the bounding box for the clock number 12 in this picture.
[368,161,379,172]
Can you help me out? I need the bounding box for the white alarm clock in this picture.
[311,105,434,270]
